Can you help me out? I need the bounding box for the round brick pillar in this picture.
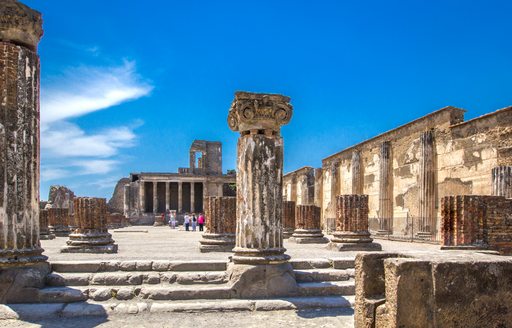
[199,196,236,252]
[282,201,296,239]
[290,205,328,244]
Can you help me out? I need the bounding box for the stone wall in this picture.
[108,177,130,213]
[283,166,315,205]
[441,195,512,254]
[314,106,512,237]
[48,185,75,212]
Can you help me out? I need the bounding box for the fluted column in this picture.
[351,151,363,194]
[152,182,158,214]
[282,201,296,238]
[178,181,183,213]
[39,209,54,240]
[314,168,323,208]
[123,184,130,217]
[417,130,436,239]
[228,92,292,264]
[328,195,381,251]
[190,182,195,213]
[327,161,340,233]
[199,196,236,252]
[48,208,71,237]
[492,166,512,199]
[165,182,170,211]
[139,180,145,214]
[290,205,328,243]
[0,0,46,267]
[61,197,117,253]
[377,141,393,235]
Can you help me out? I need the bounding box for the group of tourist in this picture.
[165,210,205,231]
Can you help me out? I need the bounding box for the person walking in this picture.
[169,211,176,229]
[191,213,197,231]
[198,213,205,232]
[184,213,190,231]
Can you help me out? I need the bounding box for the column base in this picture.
[416,231,432,240]
[60,231,118,254]
[232,247,290,265]
[227,262,298,298]
[199,233,235,252]
[375,230,390,236]
[39,233,55,240]
[289,229,329,244]
[283,228,294,239]
[0,262,51,303]
[49,226,71,237]
[0,247,48,266]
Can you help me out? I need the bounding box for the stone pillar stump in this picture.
[39,209,55,240]
[328,195,381,251]
[199,196,236,252]
[226,92,298,298]
[290,205,329,244]
[48,208,71,237]
[283,201,296,239]
[61,197,118,253]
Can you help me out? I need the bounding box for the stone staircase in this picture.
[4,258,356,318]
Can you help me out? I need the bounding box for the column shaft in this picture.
[418,130,436,237]
[139,181,145,214]
[199,196,236,252]
[492,166,512,199]
[351,151,363,194]
[178,182,183,213]
[165,182,170,211]
[378,141,393,234]
[190,182,195,213]
[153,182,158,214]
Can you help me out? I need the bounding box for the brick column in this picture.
[290,205,329,243]
[39,209,54,240]
[492,166,512,199]
[328,195,381,251]
[48,208,71,237]
[226,92,297,298]
[199,196,236,252]
[61,197,117,253]
[282,201,296,239]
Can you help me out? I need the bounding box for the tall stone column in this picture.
[139,180,145,214]
[377,141,393,235]
[290,205,329,244]
[328,195,381,251]
[165,182,170,211]
[314,168,323,208]
[152,182,158,214]
[191,182,195,213]
[178,181,183,213]
[199,196,236,252]
[327,161,340,233]
[417,130,436,239]
[492,166,512,199]
[282,201,296,239]
[227,92,297,298]
[39,209,54,240]
[61,197,117,253]
[0,1,49,303]
[351,151,363,194]
[123,184,130,217]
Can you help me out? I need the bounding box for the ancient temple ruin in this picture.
[117,140,235,224]
[284,106,512,241]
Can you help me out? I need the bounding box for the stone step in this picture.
[38,284,233,303]
[290,258,355,270]
[46,271,228,287]
[1,296,355,319]
[294,268,355,283]
[297,280,355,297]
[51,260,227,273]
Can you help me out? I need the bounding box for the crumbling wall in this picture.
[108,177,130,213]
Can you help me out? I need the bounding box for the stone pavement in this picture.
[41,226,441,262]
[1,308,354,328]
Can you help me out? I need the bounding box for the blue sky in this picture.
[24,0,512,200]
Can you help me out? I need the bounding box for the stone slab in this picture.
[327,242,382,252]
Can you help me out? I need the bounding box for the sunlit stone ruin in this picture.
[1,1,512,327]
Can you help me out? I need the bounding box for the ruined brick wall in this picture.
[319,106,512,238]
[441,195,512,253]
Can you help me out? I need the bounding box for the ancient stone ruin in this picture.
[199,196,236,252]
[289,205,329,244]
[47,208,71,237]
[328,194,381,251]
[47,185,75,212]
[282,200,296,239]
[61,197,118,253]
[39,209,55,240]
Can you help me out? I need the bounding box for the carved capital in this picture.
[0,0,43,50]
[227,91,293,133]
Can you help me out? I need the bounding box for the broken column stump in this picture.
[282,201,296,239]
[39,209,55,240]
[290,205,329,244]
[226,92,298,298]
[61,197,118,253]
[328,194,381,251]
[0,0,50,304]
[48,208,71,237]
[199,196,236,252]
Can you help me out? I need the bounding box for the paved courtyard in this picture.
[41,226,441,262]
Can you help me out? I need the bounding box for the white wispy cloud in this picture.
[40,60,152,183]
